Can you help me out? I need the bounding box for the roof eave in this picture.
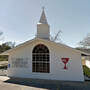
[0,52,9,55]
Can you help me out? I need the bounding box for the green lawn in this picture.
[83,65,90,78]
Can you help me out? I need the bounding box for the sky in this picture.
[0,0,90,47]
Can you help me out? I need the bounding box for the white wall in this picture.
[7,40,84,81]
[37,24,50,40]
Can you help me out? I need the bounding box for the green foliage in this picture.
[83,65,90,78]
[0,42,12,61]
[0,65,7,69]
[0,43,11,53]
[0,55,8,61]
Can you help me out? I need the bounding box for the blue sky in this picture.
[0,0,90,47]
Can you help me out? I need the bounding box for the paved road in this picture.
[0,81,48,90]
[0,76,90,90]
[0,76,55,90]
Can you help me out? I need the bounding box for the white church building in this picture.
[1,9,87,81]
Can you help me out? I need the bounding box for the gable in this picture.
[0,38,89,56]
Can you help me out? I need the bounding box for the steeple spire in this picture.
[39,7,48,24]
[37,7,50,40]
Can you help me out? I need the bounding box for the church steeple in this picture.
[36,8,50,40]
[39,7,48,24]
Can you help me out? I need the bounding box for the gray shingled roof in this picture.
[76,48,90,54]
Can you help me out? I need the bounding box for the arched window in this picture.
[32,44,50,73]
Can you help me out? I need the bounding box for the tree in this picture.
[0,42,15,61]
[5,42,16,48]
[0,42,11,61]
[50,30,62,42]
[0,43,11,53]
[0,31,4,40]
[0,31,15,61]
[79,33,90,48]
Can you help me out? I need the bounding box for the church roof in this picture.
[0,38,90,56]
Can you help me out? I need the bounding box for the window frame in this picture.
[32,44,50,73]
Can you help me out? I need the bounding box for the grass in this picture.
[83,65,90,78]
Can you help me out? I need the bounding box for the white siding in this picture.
[7,40,84,81]
[37,24,50,40]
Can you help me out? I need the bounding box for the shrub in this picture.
[83,65,90,78]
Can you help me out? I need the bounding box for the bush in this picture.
[0,65,7,69]
[83,65,90,78]
[0,55,8,61]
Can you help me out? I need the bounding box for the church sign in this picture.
[11,58,29,68]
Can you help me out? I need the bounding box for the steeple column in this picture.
[36,8,50,40]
